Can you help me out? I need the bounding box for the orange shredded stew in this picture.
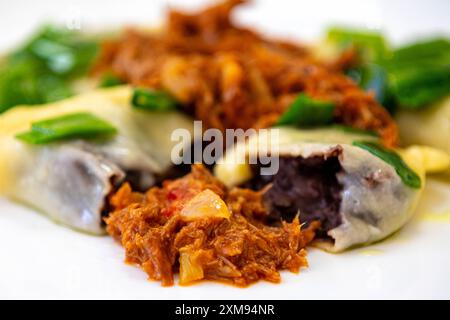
[93,0,398,146]
[105,165,318,287]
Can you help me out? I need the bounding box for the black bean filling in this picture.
[243,149,343,239]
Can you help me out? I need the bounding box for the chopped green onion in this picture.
[276,93,335,127]
[0,25,100,113]
[16,112,117,144]
[23,25,99,78]
[353,141,421,189]
[390,65,450,108]
[384,38,450,108]
[390,38,450,66]
[327,27,450,110]
[327,27,389,61]
[99,73,124,88]
[131,88,179,111]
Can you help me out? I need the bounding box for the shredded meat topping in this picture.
[105,165,317,286]
[93,0,397,146]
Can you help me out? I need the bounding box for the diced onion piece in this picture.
[180,189,231,221]
[179,250,204,285]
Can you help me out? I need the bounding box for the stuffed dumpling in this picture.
[0,86,194,234]
[215,127,447,251]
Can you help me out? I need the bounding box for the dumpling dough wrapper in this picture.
[0,86,194,234]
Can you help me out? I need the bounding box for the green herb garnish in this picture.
[16,112,117,144]
[385,39,450,108]
[353,141,421,189]
[276,93,335,127]
[327,27,450,110]
[389,65,450,109]
[131,88,179,111]
[327,27,389,61]
[99,73,124,88]
[0,25,100,113]
[390,39,450,66]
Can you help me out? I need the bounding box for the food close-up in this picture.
[0,0,449,300]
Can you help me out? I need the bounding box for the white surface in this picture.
[1,0,450,300]
[1,178,450,299]
[0,0,449,51]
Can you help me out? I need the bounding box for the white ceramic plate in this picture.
[1,0,450,299]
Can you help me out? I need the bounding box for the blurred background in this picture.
[1,0,449,51]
